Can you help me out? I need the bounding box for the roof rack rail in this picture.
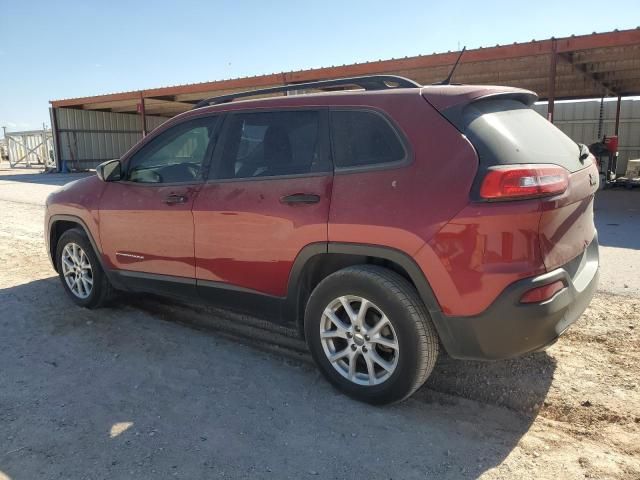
[193,75,421,109]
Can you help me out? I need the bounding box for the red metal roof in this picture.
[50,28,640,117]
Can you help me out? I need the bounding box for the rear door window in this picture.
[212,110,329,180]
[330,110,406,168]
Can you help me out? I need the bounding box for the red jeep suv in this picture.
[45,75,599,404]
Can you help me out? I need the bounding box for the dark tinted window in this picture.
[214,110,325,179]
[462,99,582,173]
[331,110,405,168]
[127,116,218,183]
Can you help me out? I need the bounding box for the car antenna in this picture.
[434,46,466,85]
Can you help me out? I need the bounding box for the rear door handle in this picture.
[165,194,188,205]
[280,193,321,205]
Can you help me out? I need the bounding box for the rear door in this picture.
[99,115,220,284]
[192,109,332,304]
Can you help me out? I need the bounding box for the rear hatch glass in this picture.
[461,98,585,173]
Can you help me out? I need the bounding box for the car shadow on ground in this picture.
[131,292,557,415]
[424,351,557,413]
[1,277,555,479]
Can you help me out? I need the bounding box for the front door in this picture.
[193,109,332,306]
[99,115,220,286]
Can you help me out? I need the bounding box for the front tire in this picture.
[55,228,113,308]
[304,265,439,404]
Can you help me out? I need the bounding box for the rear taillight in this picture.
[480,164,569,201]
[520,280,566,304]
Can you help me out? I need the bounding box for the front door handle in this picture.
[280,193,321,205]
[165,194,188,205]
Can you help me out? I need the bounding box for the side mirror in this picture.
[96,159,122,182]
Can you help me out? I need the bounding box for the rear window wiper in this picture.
[578,143,590,162]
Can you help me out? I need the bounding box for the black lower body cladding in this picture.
[436,234,599,360]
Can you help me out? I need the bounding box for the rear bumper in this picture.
[436,233,599,360]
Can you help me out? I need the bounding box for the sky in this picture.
[0,0,638,137]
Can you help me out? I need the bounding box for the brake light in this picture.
[480,165,569,200]
[520,280,566,304]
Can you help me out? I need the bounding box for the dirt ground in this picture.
[1,166,639,479]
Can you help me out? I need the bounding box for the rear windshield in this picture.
[461,99,583,173]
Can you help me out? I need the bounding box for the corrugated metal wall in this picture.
[53,108,169,170]
[533,98,640,174]
[52,99,640,173]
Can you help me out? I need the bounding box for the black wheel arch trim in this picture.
[283,242,328,327]
[47,214,109,276]
[327,243,442,314]
[285,242,449,343]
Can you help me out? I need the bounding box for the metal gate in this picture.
[5,129,55,168]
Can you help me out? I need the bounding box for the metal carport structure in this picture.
[49,28,640,170]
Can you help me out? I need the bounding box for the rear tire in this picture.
[304,265,439,404]
[55,228,113,308]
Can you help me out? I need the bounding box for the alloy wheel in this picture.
[61,243,93,299]
[320,295,399,386]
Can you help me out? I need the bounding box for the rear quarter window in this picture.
[330,110,406,168]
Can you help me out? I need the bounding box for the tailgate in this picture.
[432,92,600,272]
[539,162,599,270]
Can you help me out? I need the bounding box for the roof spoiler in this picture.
[422,88,538,130]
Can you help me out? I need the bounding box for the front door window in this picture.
[127,117,219,184]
